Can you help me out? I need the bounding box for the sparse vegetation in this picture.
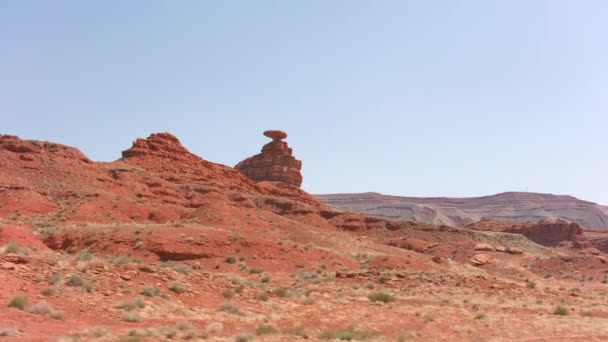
[66,273,92,292]
[121,311,142,322]
[368,292,394,303]
[115,298,146,311]
[320,326,379,340]
[254,293,269,301]
[168,281,186,293]
[233,333,253,342]
[8,295,28,310]
[218,301,241,315]
[158,262,192,275]
[256,324,277,335]
[272,288,288,298]
[75,248,94,261]
[554,306,569,316]
[225,256,237,264]
[140,286,160,297]
[4,241,19,254]
[42,287,56,296]
[206,322,223,334]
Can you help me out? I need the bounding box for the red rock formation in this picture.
[235,130,303,187]
[585,230,608,253]
[468,219,593,249]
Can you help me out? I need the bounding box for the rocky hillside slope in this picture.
[1,132,607,341]
[316,192,608,229]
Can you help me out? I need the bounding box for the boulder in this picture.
[469,254,493,266]
[474,243,495,252]
[507,247,523,255]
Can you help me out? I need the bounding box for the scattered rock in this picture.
[470,254,493,266]
[507,247,523,255]
[474,243,495,252]
[1,262,16,270]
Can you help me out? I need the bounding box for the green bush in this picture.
[554,306,569,316]
[272,288,288,298]
[121,311,142,322]
[218,301,241,315]
[75,248,94,261]
[4,241,19,254]
[256,325,277,335]
[367,292,394,303]
[168,281,186,293]
[114,298,146,311]
[8,295,28,310]
[320,326,378,340]
[140,286,160,297]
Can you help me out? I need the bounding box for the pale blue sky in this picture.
[1,1,607,204]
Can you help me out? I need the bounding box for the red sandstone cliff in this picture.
[467,219,596,251]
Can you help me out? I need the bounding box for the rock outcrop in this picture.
[121,132,192,159]
[235,130,303,187]
[468,219,594,250]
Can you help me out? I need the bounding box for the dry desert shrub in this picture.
[218,301,241,315]
[554,305,569,316]
[233,333,253,342]
[114,298,146,311]
[121,311,142,322]
[8,295,28,310]
[140,285,160,297]
[368,292,394,303]
[168,281,186,293]
[206,322,223,334]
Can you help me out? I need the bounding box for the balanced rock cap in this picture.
[263,130,287,141]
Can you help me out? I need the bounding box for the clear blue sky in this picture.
[1,1,607,204]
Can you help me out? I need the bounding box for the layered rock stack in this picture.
[235,130,303,187]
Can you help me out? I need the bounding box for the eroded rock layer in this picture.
[235,130,303,187]
[468,219,595,250]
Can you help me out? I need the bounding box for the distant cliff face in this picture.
[315,192,608,230]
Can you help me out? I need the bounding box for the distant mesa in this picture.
[235,130,303,187]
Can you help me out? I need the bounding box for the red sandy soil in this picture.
[0,133,607,341]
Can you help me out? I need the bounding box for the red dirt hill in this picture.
[1,132,607,341]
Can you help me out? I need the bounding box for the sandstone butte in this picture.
[0,131,607,341]
[235,130,303,187]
